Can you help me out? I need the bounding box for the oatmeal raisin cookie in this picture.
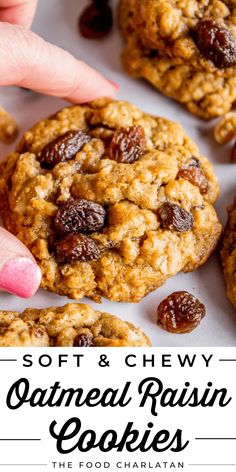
[221,198,236,309]
[0,99,221,302]
[118,0,236,119]
[0,303,151,347]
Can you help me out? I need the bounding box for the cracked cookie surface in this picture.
[0,303,151,347]
[221,198,236,309]
[118,0,236,119]
[0,99,221,302]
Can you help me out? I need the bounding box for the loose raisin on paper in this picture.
[79,3,113,40]
[157,291,206,334]
[55,199,106,235]
[55,233,100,263]
[74,334,94,347]
[40,130,91,169]
[109,125,146,163]
[177,167,209,194]
[158,203,194,232]
[196,20,236,69]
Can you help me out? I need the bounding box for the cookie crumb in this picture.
[214,111,236,144]
[0,107,18,144]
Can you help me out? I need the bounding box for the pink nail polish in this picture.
[0,257,42,298]
[108,79,120,90]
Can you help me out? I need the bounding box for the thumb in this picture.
[0,0,38,28]
[0,227,41,298]
[0,22,118,102]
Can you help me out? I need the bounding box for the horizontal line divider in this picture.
[189,465,236,467]
[0,359,17,362]
[195,438,236,440]
[0,439,41,441]
[219,359,236,362]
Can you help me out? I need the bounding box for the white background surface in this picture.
[0,0,236,346]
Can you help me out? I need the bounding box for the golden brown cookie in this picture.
[118,0,236,119]
[221,198,236,309]
[0,303,151,347]
[0,99,221,302]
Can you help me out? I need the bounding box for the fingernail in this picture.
[0,257,42,298]
[108,79,120,90]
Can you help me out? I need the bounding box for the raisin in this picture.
[93,0,109,6]
[109,125,146,163]
[196,20,236,69]
[231,140,236,163]
[40,130,91,169]
[157,291,206,334]
[74,334,94,347]
[79,3,113,39]
[55,233,100,263]
[158,203,194,232]
[55,199,106,235]
[177,167,209,194]
[148,49,158,59]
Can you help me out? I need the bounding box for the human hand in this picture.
[0,0,118,298]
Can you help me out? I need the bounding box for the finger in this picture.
[0,227,41,298]
[0,0,38,28]
[0,23,119,102]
